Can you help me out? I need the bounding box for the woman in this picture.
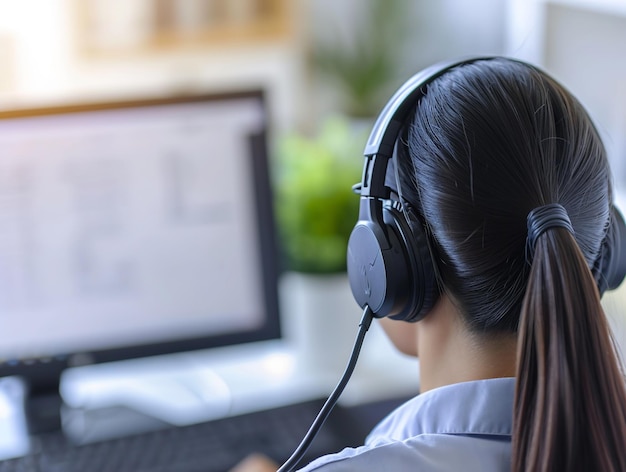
[234,57,626,471]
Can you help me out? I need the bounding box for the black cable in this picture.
[277,305,375,472]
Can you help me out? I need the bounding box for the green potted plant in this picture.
[273,116,363,274]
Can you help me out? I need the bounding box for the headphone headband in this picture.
[360,57,494,200]
[364,57,494,158]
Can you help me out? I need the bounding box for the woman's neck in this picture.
[416,296,518,392]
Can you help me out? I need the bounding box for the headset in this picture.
[279,56,626,472]
[346,56,626,323]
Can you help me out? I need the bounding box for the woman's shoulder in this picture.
[299,379,515,472]
[298,434,511,471]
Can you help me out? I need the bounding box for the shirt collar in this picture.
[366,377,515,445]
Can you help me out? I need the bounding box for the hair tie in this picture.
[526,203,574,256]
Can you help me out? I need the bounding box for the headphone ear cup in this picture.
[392,202,440,322]
[347,200,439,322]
[595,206,626,294]
[347,207,412,318]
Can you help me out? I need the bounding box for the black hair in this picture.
[398,58,626,471]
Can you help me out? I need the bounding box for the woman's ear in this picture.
[379,317,419,357]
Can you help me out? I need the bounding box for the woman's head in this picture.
[394,57,626,472]
[397,57,610,332]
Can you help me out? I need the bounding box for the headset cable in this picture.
[277,305,374,472]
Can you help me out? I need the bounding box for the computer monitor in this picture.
[0,90,281,431]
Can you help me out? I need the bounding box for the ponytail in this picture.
[513,228,626,471]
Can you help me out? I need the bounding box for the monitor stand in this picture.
[26,387,63,435]
[16,359,69,435]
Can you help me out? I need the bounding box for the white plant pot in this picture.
[279,272,363,375]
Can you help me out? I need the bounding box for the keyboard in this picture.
[0,399,364,472]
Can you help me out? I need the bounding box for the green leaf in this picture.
[273,116,367,273]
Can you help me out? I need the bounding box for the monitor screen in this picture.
[0,90,281,387]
